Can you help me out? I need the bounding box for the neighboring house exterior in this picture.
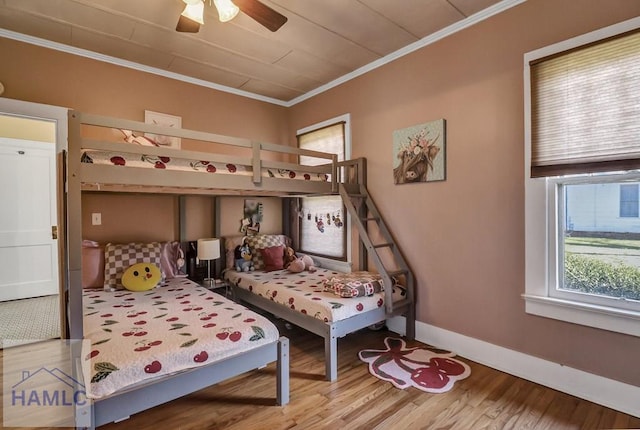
[566,183,640,234]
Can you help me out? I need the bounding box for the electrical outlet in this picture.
[91,213,102,226]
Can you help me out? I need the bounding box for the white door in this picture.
[0,138,58,301]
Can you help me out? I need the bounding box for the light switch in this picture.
[91,213,102,226]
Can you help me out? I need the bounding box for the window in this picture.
[297,115,351,260]
[524,18,640,337]
[620,184,639,218]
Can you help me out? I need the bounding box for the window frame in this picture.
[524,17,640,337]
[296,114,352,263]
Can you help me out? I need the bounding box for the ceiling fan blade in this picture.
[234,0,287,32]
[176,15,201,33]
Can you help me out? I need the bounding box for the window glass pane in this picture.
[299,196,345,258]
[562,181,640,301]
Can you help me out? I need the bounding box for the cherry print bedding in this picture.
[224,268,407,323]
[81,150,329,182]
[82,277,279,399]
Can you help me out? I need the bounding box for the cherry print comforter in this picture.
[224,269,407,323]
[81,150,329,181]
[81,277,279,399]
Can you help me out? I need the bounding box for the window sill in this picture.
[312,255,352,272]
[523,294,639,337]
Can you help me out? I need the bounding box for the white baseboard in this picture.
[386,316,639,418]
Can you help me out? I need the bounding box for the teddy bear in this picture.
[283,246,297,268]
[234,241,254,272]
[284,247,316,273]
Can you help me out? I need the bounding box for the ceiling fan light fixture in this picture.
[181,0,205,25]
[213,0,239,23]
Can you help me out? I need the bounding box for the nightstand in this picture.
[202,279,229,297]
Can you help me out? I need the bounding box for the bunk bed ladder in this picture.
[339,183,415,339]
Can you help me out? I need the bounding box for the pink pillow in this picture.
[160,241,185,279]
[82,240,104,288]
[261,245,285,272]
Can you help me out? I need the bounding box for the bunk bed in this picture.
[65,111,340,428]
[65,111,415,426]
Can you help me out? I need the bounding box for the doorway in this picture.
[0,137,58,301]
[0,98,68,344]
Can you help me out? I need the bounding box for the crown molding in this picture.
[0,28,289,107]
[286,0,527,106]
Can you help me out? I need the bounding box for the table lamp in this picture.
[197,238,220,288]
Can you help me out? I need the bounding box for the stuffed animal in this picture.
[284,247,317,273]
[283,247,297,269]
[234,241,255,272]
[122,262,162,291]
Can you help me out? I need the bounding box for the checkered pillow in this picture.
[245,235,290,270]
[103,242,162,291]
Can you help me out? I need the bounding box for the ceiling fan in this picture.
[176,0,288,33]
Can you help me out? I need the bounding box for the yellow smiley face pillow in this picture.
[121,263,162,292]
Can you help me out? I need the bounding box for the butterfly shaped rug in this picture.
[358,337,471,393]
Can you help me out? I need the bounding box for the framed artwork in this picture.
[392,119,446,184]
[240,199,263,235]
[144,110,182,149]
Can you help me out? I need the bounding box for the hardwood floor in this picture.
[3,323,638,429]
[99,322,638,430]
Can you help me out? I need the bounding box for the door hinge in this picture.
[52,225,58,240]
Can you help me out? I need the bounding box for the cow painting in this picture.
[392,119,446,184]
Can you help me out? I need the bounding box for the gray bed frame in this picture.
[231,285,389,382]
[64,111,343,428]
[73,338,289,429]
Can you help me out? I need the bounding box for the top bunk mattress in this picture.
[81,277,279,399]
[224,269,406,323]
[68,111,359,195]
[81,150,330,182]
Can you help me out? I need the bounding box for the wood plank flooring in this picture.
[3,322,638,429]
[101,322,638,430]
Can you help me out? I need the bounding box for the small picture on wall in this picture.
[392,119,446,184]
[240,199,263,235]
[144,110,182,149]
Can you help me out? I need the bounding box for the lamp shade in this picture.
[214,0,239,22]
[181,0,205,25]
[197,238,220,261]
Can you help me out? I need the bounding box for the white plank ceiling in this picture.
[0,0,519,105]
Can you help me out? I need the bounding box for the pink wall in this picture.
[0,39,288,142]
[288,0,640,386]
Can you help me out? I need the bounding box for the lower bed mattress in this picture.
[223,268,406,323]
[81,277,279,399]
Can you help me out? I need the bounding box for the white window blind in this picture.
[298,123,345,166]
[530,30,640,177]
